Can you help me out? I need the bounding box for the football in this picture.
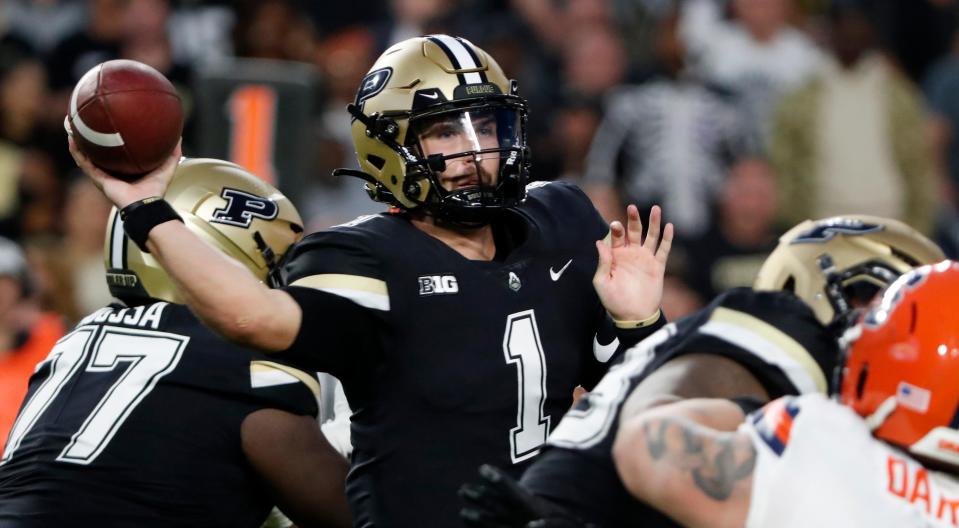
[67,59,183,181]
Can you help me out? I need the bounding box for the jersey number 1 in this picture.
[504,310,551,464]
[2,325,188,465]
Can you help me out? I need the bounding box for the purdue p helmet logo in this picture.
[211,188,279,228]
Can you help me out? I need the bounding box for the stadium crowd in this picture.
[2,0,959,525]
[0,0,958,322]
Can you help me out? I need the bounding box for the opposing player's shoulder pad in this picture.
[249,359,322,417]
[521,180,607,241]
[749,395,803,456]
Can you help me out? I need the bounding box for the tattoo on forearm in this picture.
[643,417,756,501]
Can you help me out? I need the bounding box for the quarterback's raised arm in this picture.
[612,399,753,528]
[70,138,301,352]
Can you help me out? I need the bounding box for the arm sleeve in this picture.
[578,310,668,390]
[280,286,381,377]
[275,227,389,376]
[613,312,668,351]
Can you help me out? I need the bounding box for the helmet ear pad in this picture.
[104,158,304,305]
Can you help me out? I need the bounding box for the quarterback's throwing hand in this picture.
[594,204,673,322]
[67,134,180,209]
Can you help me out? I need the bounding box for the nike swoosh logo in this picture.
[592,335,620,362]
[420,92,439,99]
[549,259,573,281]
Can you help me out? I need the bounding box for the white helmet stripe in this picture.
[431,35,484,84]
[110,212,126,270]
[69,65,125,148]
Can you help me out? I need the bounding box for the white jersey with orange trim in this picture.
[743,393,959,527]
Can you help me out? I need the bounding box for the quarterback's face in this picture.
[415,112,500,191]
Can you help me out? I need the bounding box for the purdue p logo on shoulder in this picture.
[418,275,459,296]
[211,188,279,228]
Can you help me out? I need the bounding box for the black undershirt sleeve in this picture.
[278,286,382,377]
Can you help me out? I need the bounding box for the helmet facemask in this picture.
[817,255,903,327]
[403,99,528,226]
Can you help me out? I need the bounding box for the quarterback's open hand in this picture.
[67,134,180,209]
[460,465,592,528]
[594,204,673,322]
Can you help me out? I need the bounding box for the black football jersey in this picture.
[521,288,839,527]
[0,302,321,527]
[279,181,661,527]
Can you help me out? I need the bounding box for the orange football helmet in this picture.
[839,260,959,468]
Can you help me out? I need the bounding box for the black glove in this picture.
[459,464,594,528]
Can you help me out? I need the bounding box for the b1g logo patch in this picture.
[791,218,883,244]
[211,188,279,228]
[353,67,392,116]
[418,274,459,296]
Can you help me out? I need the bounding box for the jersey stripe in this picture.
[428,35,484,85]
[699,307,827,394]
[250,360,322,414]
[289,273,390,311]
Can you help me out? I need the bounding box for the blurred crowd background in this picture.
[0,0,957,331]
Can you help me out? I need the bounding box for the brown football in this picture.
[67,59,183,181]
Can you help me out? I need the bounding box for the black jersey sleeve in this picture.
[280,286,381,376]
[247,359,324,417]
[646,288,838,398]
[277,222,388,377]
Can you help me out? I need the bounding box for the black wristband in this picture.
[120,197,182,252]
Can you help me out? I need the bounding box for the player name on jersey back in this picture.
[78,303,168,330]
[886,453,959,526]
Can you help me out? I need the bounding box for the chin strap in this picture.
[253,231,284,288]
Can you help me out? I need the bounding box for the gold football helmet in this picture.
[104,158,304,305]
[754,215,944,325]
[336,35,530,225]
